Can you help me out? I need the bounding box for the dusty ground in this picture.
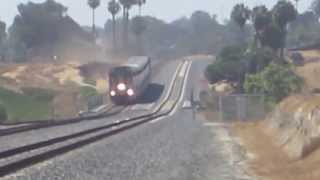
[1,62,88,89]
[233,121,320,180]
[0,61,113,121]
[289,49,320,91]
[296,61,320,90]
[299,50,320,60]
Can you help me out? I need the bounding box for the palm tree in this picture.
[119,0,137,48]
[272,0,297,58]
[108,0,121,51]
[251,6,272,48]
[137,0,146,16]
[88,0,101,38]
[231,3,250,43]
[231,4,251,31]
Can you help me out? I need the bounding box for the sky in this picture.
[0,0,312,27]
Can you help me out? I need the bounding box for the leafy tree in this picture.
[8,0,93,62]
[246,47,276,73]
[287,11,320,46]
[259,24,283,53]
[205,44,247,85]
[273,1,297,29]
[131,16,147,54]
[312,0,320,17]
[108,0,121,51]
[103,10,251,57]
[10,0,68,49]
[272,0,297,57]
[0,21,6,43]
[251,5,272,48]
[88,0,101,38]
[205,44,278,91]
[244,63,303,102]
[231,4,251,30]
[131,16,147,37]
[190,11,212,35]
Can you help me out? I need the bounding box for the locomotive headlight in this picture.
[117,83,126,91]
[127,89,134,96]
[110,90,116,97]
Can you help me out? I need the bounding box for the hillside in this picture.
[231,49,320,180]
[290,49,320,91]
[0,61,113,123]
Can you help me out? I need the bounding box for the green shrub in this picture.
[205,44,247,84]
[21,87,56,102]
[246,47,276,73]
[0,87,51,122]
[244,63,303,102]
[218,44,246,62]
[83,78,96,86]
[205,44,280,92]
[80,86,99,99]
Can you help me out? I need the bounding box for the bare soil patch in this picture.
[296,61,320,90]
[233,121,320,180]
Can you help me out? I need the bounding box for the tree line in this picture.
[0,0,149,62]
[0,0,318,63]
[205,0,320,102]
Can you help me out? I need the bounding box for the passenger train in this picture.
[109,56,151,104]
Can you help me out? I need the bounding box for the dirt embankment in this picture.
[0,62,112,120]
[234,121,320,180]
[233,95,320,180]
[291,50,320,91]
[230,50,320,180]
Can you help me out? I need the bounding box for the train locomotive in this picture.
[109,56,151,104]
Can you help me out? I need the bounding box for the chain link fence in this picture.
[200,91,272,122]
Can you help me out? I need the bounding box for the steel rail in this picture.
[0,60,190,177]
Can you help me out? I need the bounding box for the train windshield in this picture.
[109,66,132,83]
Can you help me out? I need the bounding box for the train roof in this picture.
[123,56,150,74]
[110,56,150,76]
[124,56,150,68]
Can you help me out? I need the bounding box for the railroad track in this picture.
[0,59,178,137]
[0,104,128,137]
[0,60,192,177]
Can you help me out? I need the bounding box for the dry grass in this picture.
[233,121,320,180]
[296,61,320,90]
[278,95,320,113]
[299,50,320,59]
[0,62,113,91]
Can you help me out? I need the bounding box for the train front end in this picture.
[109,67,136,104]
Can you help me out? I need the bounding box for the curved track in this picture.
[0,60,191,177]
[0,58,172,137]
[0,105,128,137]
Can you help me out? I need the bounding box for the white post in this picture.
[219,95,223,121]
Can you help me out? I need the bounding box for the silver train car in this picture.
[109,56,151,104]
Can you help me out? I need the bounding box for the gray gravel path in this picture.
[4,110,243,180]
[3,59,251,180]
